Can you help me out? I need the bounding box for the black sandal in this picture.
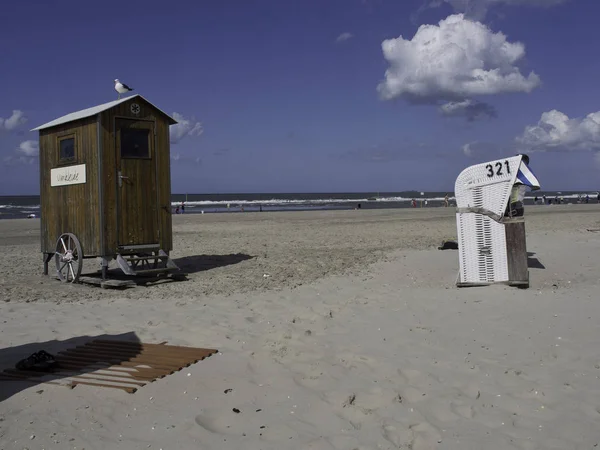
[15,350,58,372]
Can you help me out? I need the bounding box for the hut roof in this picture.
[31,94,177,131]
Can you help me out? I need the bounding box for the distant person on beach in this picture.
[181,202,185,213]
[444,194,449,207]
[175,206,180,214]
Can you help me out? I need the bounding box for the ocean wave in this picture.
[536,193,597,199]
[170,196,457,207]
[168,192,598,208]
[0,204,40,209]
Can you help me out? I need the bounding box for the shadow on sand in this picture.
[0,332,142,403]
[172,253,254,274]
[527,251,546,270]
[45,253,255,289]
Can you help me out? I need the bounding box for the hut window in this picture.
[58,135,76,163]
[121,128,150,159]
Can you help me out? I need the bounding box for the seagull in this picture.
[114,79,134,99]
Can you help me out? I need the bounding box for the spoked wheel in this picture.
[54,233,83,283]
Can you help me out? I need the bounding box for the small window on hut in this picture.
[58,137,75,162]
[58,133,75,164]
[121,128,150,159]
[58,135,75,163]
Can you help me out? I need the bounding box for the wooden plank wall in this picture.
[505,220,528,284]
[116,119,158,246]
[155,116,173,251]
[100,98,173,254]
[99,109,117,255]
[39,116,101,256]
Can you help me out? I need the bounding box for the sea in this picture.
[1,191,598,220]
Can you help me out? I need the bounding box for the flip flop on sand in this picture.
[15,350,58,372]
[438,241,459,250]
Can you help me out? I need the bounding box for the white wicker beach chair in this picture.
[454,155,525,285]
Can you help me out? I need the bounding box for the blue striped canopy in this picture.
[516,161,541,190]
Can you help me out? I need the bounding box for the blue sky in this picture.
[1,0,599,194]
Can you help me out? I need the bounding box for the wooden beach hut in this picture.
[32,95,180,283]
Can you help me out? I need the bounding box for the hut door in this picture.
[115,118,159,247]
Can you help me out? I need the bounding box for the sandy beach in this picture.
[1,205,600,450]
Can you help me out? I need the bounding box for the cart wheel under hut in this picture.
[55,233,83,283]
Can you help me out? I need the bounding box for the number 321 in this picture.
[485,160,511,178]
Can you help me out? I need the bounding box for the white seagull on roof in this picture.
[114,79,134,99]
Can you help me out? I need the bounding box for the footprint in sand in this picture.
[347,387,396,411]
[322,392,369,430]
[292,372,324,389]
[458,382,482,400]
[397,367,444,389]
[380,421,438,450]
[195,411,302,443]
[426,402,461,423]
[581,404,600,419]
[398,386,426,403]
[195,408,270,438]
[450,401,475,419]
[397,368,423,385]
[195,412,243,436]
[336,351,377,367]
[382,423,412,448]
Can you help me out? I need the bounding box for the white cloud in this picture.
[516,109,600,152]
[3,155,35,166]
[170,112,203,144]
[461,140,501,158]
[335,32,353,43]
[377,14,540,111]
[439,99,497,121]
[17,140,39,157]
[424,0,568,20]
[2,140,39,166]
[0,110,27,131]
[170,151,201,164]
[462,142,475,157]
